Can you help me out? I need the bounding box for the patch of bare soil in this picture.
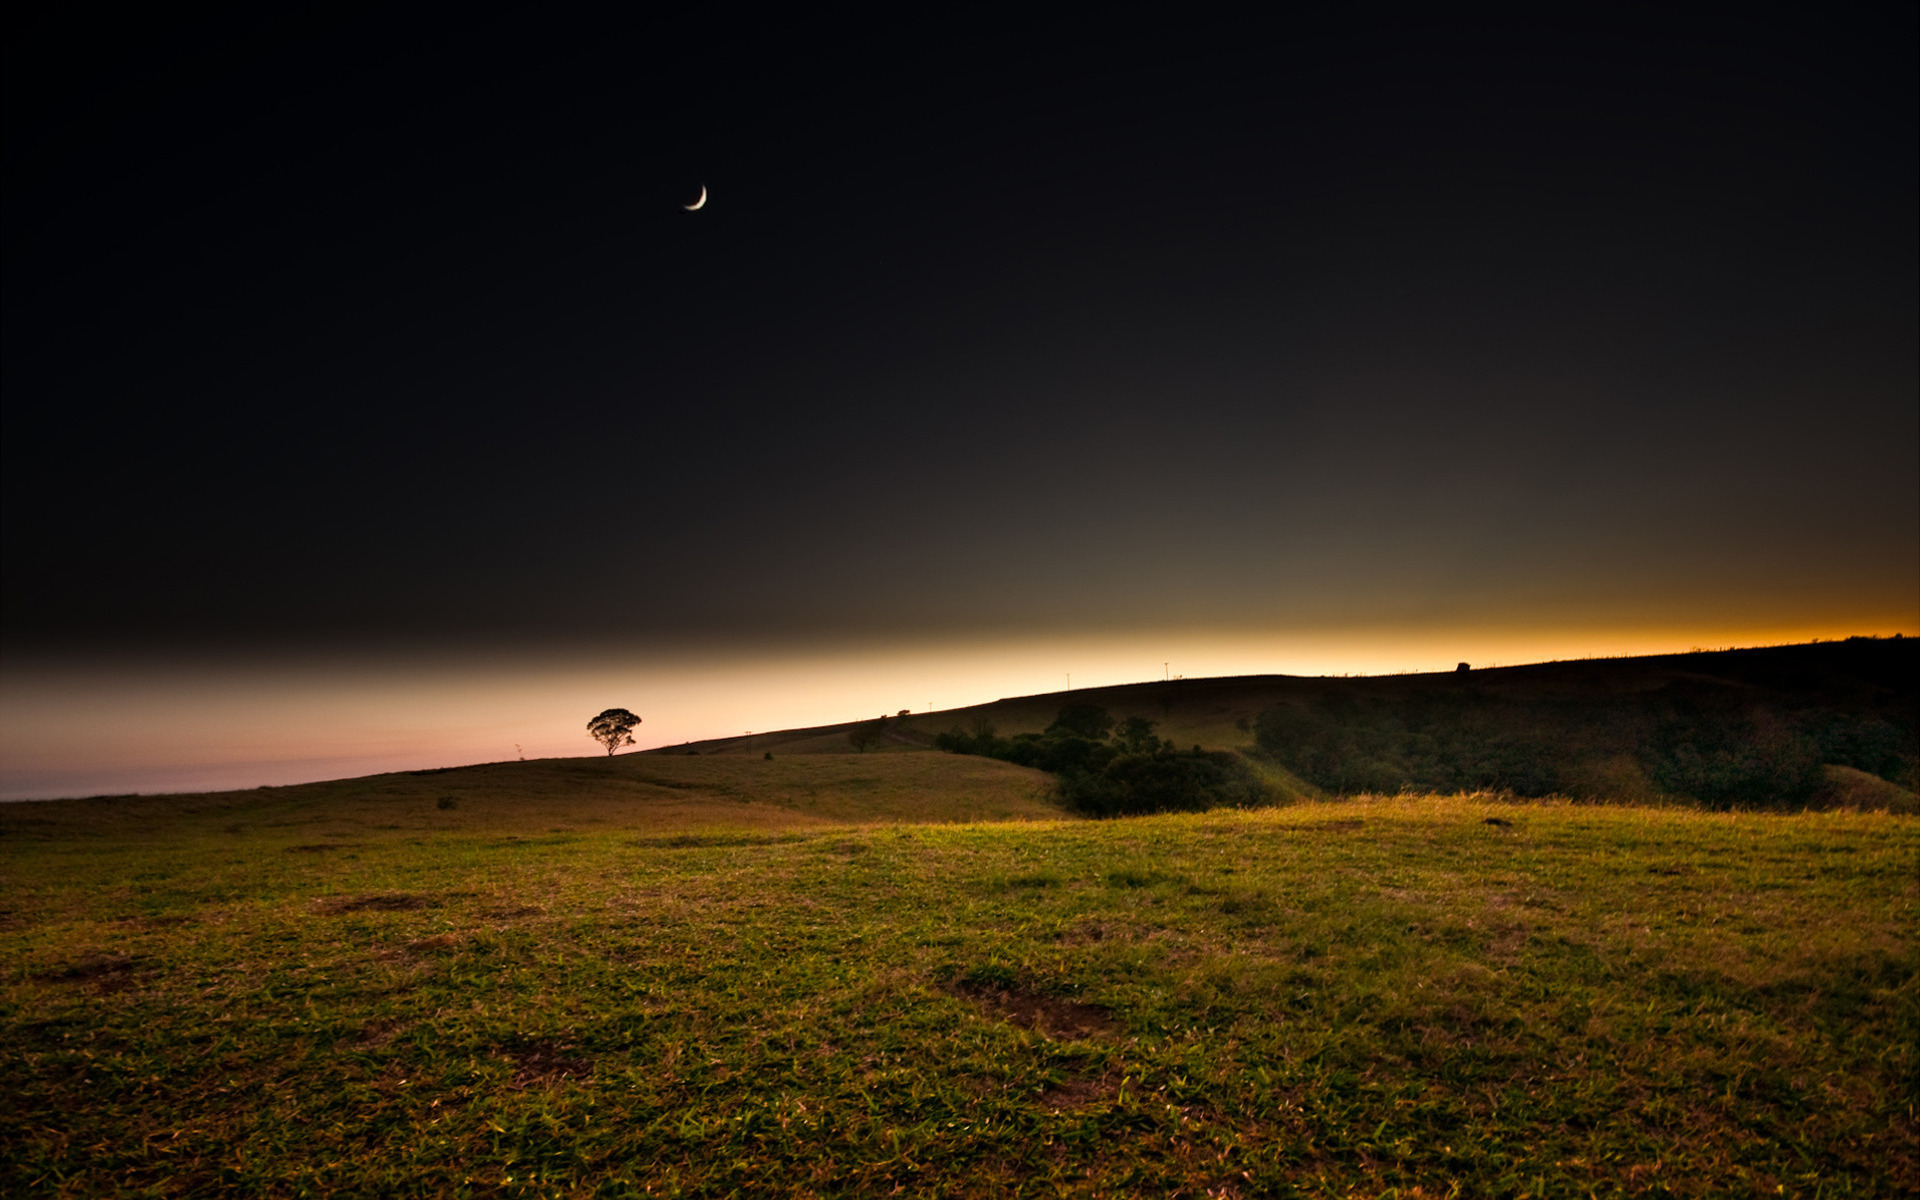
[1036,1074,1118,1111]
[949,982,1117,1040]
[314,893,435,914]
[499,1040,593,1085]
[1055,919,1118,944]
[38,952,139,991]
[358,1018,405,1046]
[405,933,461,955]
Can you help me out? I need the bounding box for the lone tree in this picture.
[587,708,642,755]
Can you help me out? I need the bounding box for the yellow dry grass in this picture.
[0,751,1064,848]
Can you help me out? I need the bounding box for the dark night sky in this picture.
[5,4,1916,655]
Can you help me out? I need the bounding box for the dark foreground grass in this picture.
[2,792,1914,1197]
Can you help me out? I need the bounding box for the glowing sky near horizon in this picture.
[5,619,1912,801]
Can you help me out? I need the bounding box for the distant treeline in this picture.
[1252,642,1917,810]
[936,705,1270,817]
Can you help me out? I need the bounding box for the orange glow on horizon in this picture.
[2,620,1912,800]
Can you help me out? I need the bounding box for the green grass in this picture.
[2,765,1915,1197]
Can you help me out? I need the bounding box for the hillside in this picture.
[652,638,1918,810]
[0,753,1062,845]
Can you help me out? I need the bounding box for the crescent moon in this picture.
[684,186,707,211]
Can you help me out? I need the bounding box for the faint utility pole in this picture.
[1164,662,1169,681]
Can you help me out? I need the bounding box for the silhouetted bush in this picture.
[1047,704,1115,741]
[1060,747,1266,817]
[939,706,1268,816]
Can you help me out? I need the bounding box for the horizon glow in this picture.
[3,618,1911,801]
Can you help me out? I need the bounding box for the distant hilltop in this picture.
[649,638,1917,812]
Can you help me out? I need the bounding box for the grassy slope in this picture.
[0,754,1062,847]
[651,677,1287,759]
[2,777,1914,1197]
[669,640,1917,810]
[668,638,1915,758]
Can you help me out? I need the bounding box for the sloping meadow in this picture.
[2,796,1914,1196]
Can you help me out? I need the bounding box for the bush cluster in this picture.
[937,704,1269,817]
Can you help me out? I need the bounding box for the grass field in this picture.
[2,756,1915,1197]
[0,754,1061,846]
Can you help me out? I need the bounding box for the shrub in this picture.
[1046,704,1115,741]
[940,705,1268,817]
[1059,747,1266,817]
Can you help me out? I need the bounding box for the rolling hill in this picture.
[652,637,1917,810]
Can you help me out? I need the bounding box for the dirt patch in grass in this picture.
[314,893,436,914]
[1311,818,1365,832]
[286,842,365,853]
[37,952,139,991]
[405,934,461,955]
[358,1018,405,1046]
[949,982,1118,1040]
[499,1040,592,1085]
[1217,890,1279,921]
[1037,1074,1118,1111]
[1055,919,1127,944]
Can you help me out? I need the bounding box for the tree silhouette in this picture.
[587,708,642,755]
[1047,703,1114,741]
[1115,715,1164,754]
